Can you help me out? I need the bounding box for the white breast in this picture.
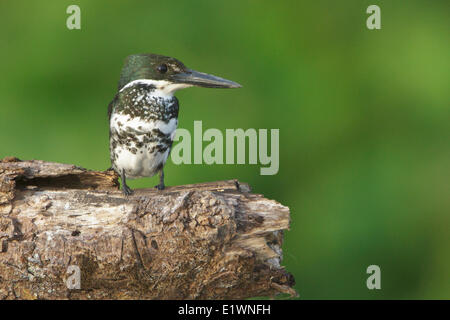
[110,114,178,179]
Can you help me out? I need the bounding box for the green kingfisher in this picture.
[108,53,241,195]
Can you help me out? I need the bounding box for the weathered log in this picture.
[0,157,295,300]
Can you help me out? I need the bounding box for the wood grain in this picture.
[0,157,295,299]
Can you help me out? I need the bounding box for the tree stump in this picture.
[0,157,295,299]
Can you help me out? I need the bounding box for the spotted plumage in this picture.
[109,54,241,195]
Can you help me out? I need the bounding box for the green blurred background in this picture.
[0,0,448,299]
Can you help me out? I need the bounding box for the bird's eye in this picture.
[157,64,168,74]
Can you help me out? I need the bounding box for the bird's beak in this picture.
[171,69,242,88]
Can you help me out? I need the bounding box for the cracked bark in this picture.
[0,157,295,300]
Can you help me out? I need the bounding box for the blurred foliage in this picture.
[0,0,448,299]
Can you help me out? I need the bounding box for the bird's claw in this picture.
[154,183,165,191]
[122,185,134,196]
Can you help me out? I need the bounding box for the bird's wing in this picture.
[107,92,122,171]
[107,92,120,122]
[107,96,115,122]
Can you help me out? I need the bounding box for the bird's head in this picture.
[118,53,241,94]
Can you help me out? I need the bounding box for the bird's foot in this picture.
[122,184,134,196]
[154,183,165,191]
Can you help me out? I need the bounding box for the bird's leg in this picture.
[155,169,165,190]
[121,169,133,196]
